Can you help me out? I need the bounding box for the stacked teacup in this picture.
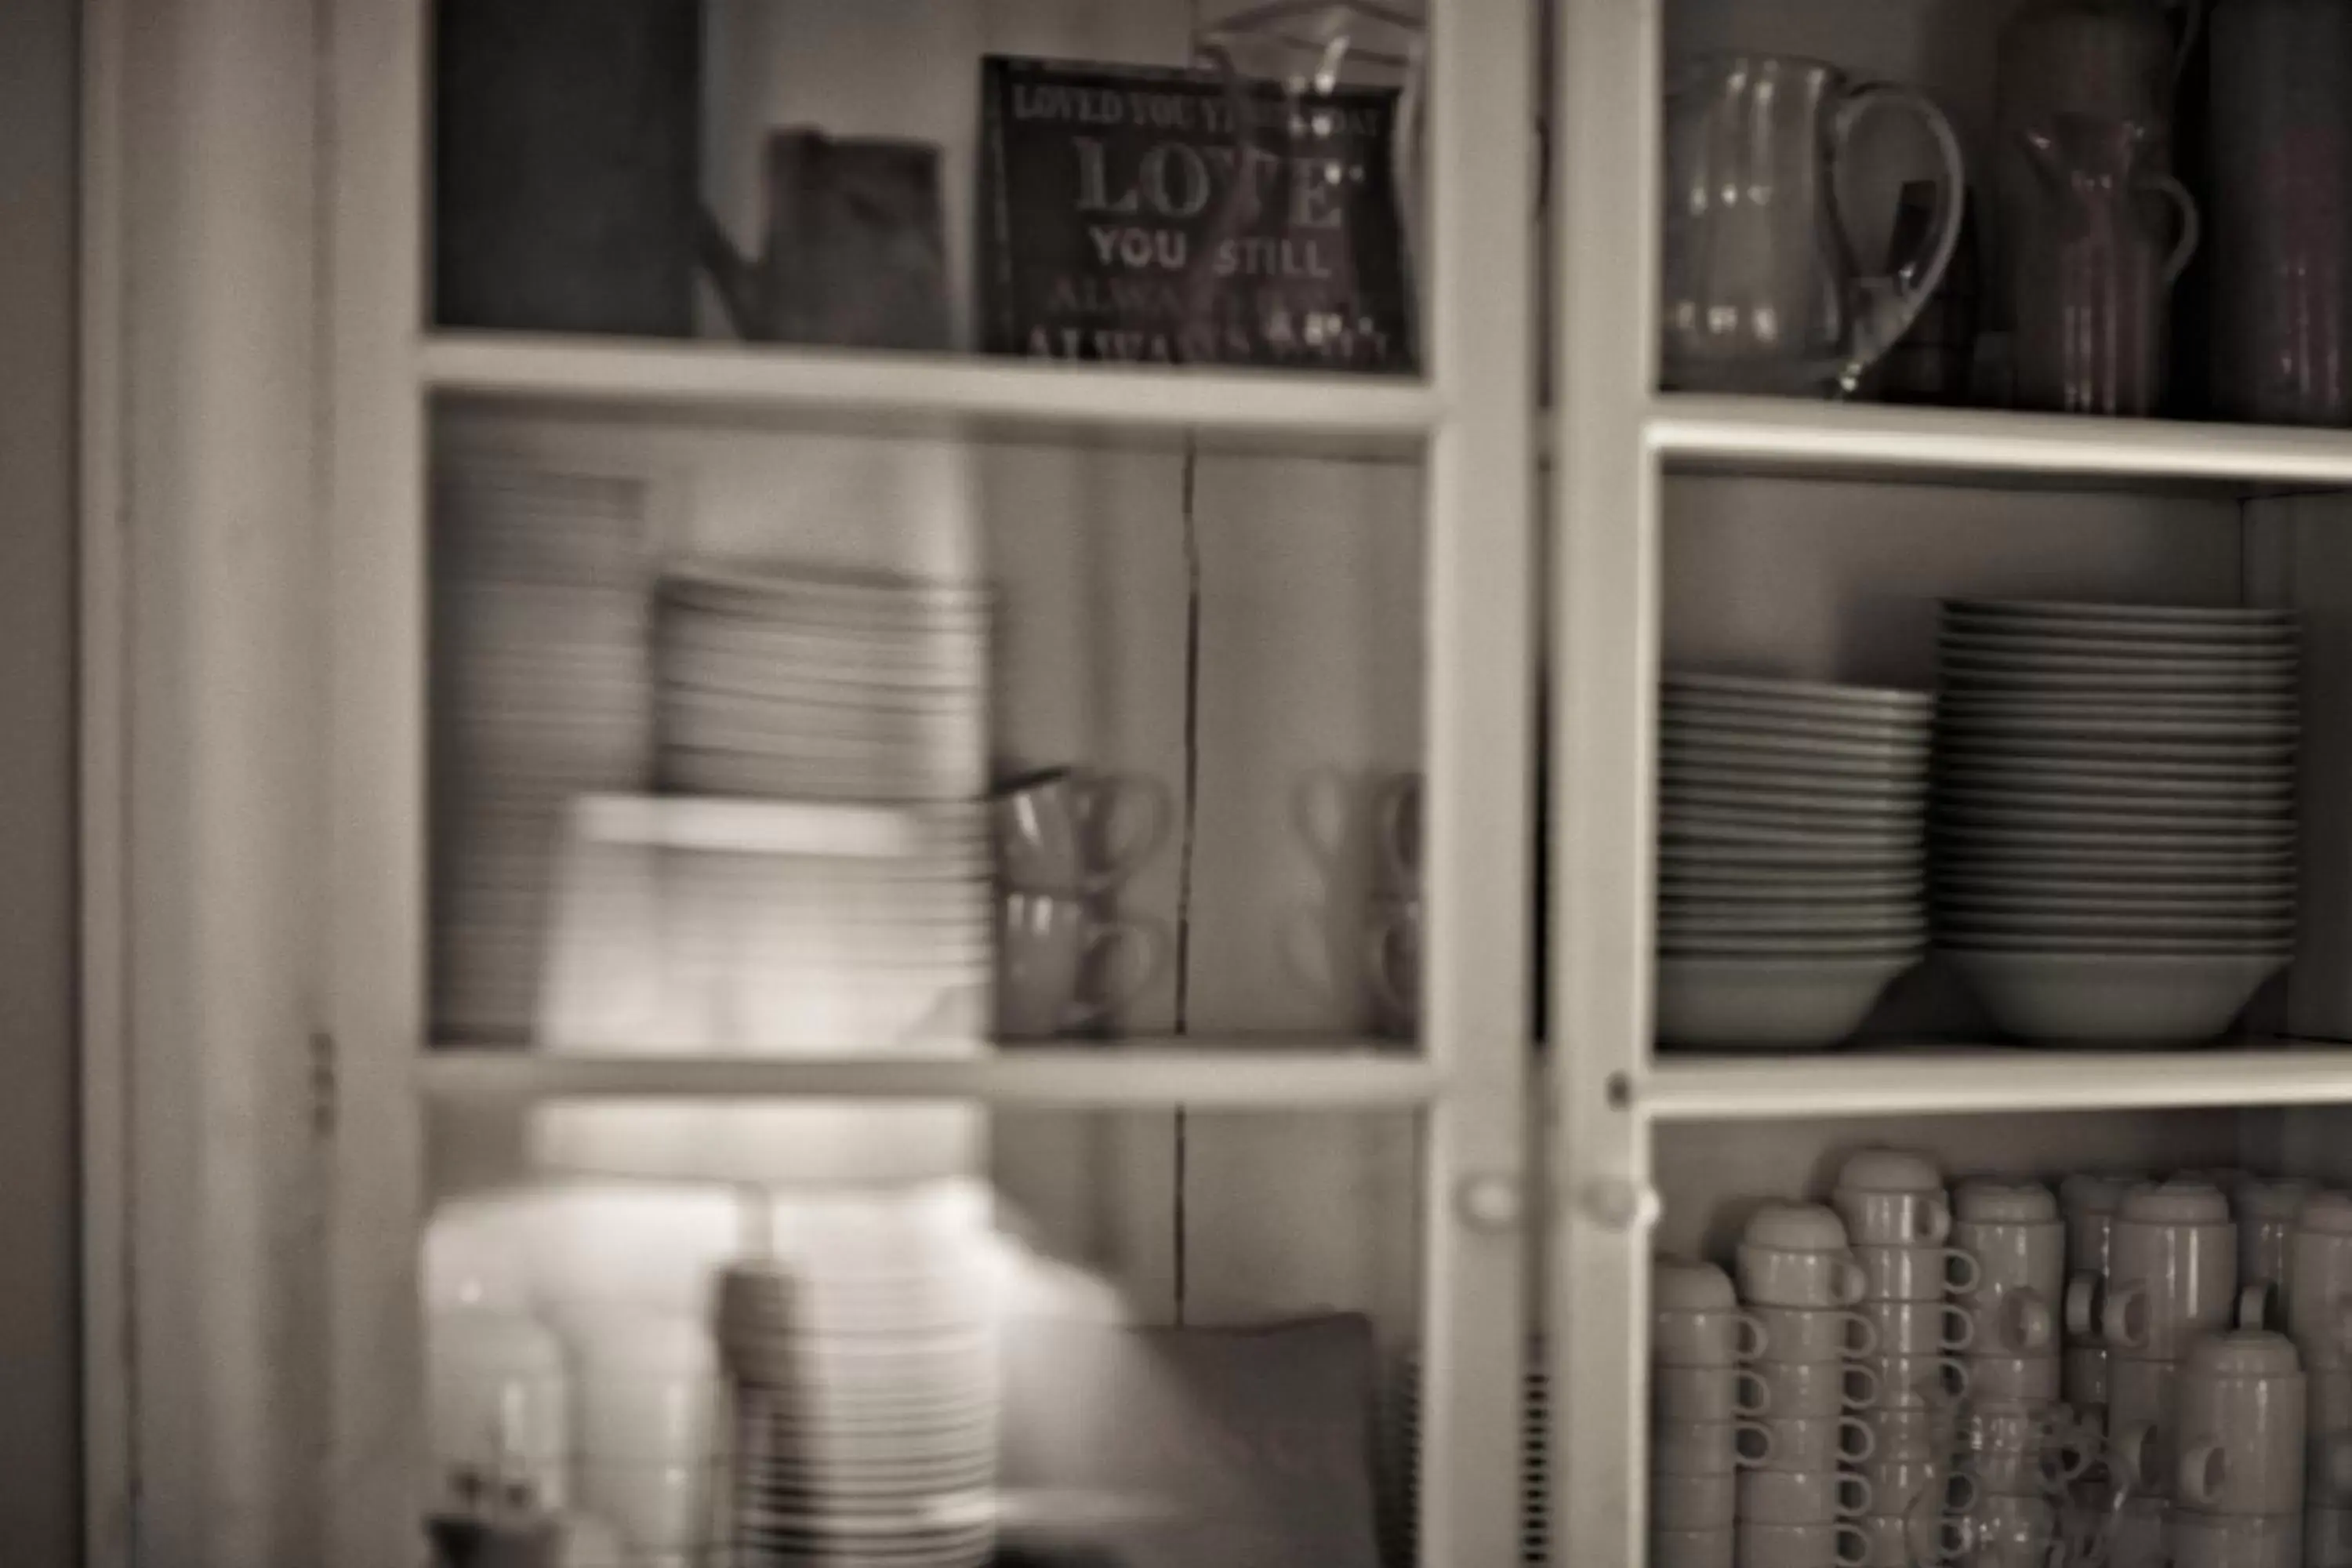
[1951,1180,2074,1567]
[2233,1176,2314,1334]
[1734,1203,1877,1568]
[1651,1258,1772,1568]
[2166,1330,2307,1568]
[1832,1150,1973,1567]
[2290,1193,2352,1568]
[2059,1172,2136,1437]
[2103,1178,2241,1545]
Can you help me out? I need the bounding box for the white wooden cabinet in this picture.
[83,2,2352,1567]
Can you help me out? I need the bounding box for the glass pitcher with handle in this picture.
[1661,54,1967,397]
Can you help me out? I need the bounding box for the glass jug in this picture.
[2009,115,2200,414]
[1661,54,1966,397]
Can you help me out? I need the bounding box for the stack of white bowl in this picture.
[1733,1204,1878,1568]
[1929,598,2301,1046]
[1657,672,1935,1050]
[1650,1259,1769,1568]
[2290,1193,2352,1568]
[1832,1151,1973,1566]
[1951,1180,2075,1567]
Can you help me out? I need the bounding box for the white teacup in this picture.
[997,891,1170,1038]
[1653,1417,1774,1475]
[1966,1284,2056,1356]
[2238,1178,2316,1330]
[1755,1414,1874,1469]
[992,766,1170,895]
[2111,1356,2181,1492]
[1653,1469,1736,1528]
[2104,1179,2239,1361]
[1953,1181,2063,1304]
[1737,1467,1871,1525]
[1655,1258,1767,1367]
[1855,1508,1966,1567]
[2170,1508,2302,1568]
[1865,1352,1969,1409]
[2173,1330,2306,1515]
[1966,1352,2060,1404]
[1966,1494,2056,1561]
[1864,1298,1971,1356]
[1857,1454,1971,1520]
[1738,1203,1867,1308]
[1649,1526,1734,1568]
[1832,1148,1951,1245]
[1655,1363,1769,1422]
[1755,1358,1878,1417]
[1854,1243,1980,1301]
[2060,1172,2136,1275]
[1864,1402,1957,1459]
[1737,1519,1866,1568]
[1750,1305,1877,1362]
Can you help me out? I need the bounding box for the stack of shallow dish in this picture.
[1929,600,2299,1045]
[1657,672,1935,1050]
[654,565,989,805]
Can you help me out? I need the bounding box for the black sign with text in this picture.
[978,55,1416,374]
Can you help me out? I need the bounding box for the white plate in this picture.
[1937,615,2298,651]
[1654,953,1919,1050]
[1661,724,1935,771]
[1662,782,1927,821]
[1945,949,2288,1045]
[1931,823,2296,858]
[1659,931,1926,958]
[1932,880,2295,912]
[1937,643,2299,676]
[1936,782,2293,817]
[1933,764,2294,801]
[1934,911,2295,942]
[1942,599,2297,631]
[1661,761,1931,803]
[1939,666,2298,697]
[1664,695,1934,739]
[1659,874,1926,902]
[1664,819,1923,852]
[1933,802,2296,835]
[1938,713,2298,742]
[1938,687,2300,716]
[1664,841,1925,871]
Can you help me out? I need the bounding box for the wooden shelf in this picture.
[419,1040,1443,1109]
[423,332,1443,452]
[1648,394,2352,491]
[1640,1042,2352,1121]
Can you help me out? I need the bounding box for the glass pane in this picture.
[426,411,1428,1053]
[430,0,1430,378]
[422,1102,1429,1565]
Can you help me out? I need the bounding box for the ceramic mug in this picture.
[1655,1363,1770,1421]
[2238,1178,2315,1330]
[1960,1405,2089,1495]
[2103,1180,2239,1361]
[1737,1520,1867,1568]
[1863,1298,1971,1356]
[1854,1508,1967,1567]
[2111,1356,2181,1493]
[992,766,1171,895]
[2173,1330,2307,1515]
[1756,1414,1875,1469]
[1751,1305,1878,1362]
[1653,1417,1775,1475]
[997,891,1170,1037]
[1648,1526,1735,1568]
[1832,1148,1951,1244]
[1966,1352,2061,1404]
[1655,1307,1768,1368]
[1965,1494,2056,1563]
[1653,1469,1737,1528]
[2060,1172,2136,1278]
[1864,1403,1958,1459]
[1738,1203,1867,1308]
[1737,1467,1871,1525]
[1866,1352,1970,1409]
[1857,1454,1973,1520]
[1966,1284,2056,1356]
[1755,1359,1879,1417]
[1854,1243,1980,1301]
[2169,1508,2303,1568]
[1953,1181,2064,1302]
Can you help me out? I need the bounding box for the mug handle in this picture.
[1944,1248,1982,1295]
[2178,1438,2226,1509]
[1939,1302,1975,1353]
[1939,1357,1973,1403]
[2010,1288,2055,1354]
[2101,1282,2151,1352]
[1063,916,1173,1029]
[1077,775,1172,895]
[1842,1363,1882,1410]
[1364,909,1417,1026]
[2237,1280,2272,1331]
[1833,1523,1869,1568]
[1836,1472,1873,1518]
[1831,1258,1868,1308]
[1829,82,1966,379]
[2065,1272,2102,1338]
[1733,1420,1774,1468]
[2138,172,2201,288]
[1837,1414,1875,1464]
[1911,1507,1970,1566]
[1944,1470,1979,1515]
[1375,774,1421,889]
[2113,1420,2158,1490]
[1733,1367,1771,1418]
[1736,1312,1769,1361]
[1915,1196,1953,1246]
[1842,1312,1881,1357]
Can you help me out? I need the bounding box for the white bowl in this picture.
[1655,954,1919,1050]
[1945,949,2290,1044]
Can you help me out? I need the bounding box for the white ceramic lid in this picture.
[2299,1192,2352,1237]
[2185,1330,2302,1380]
[1955,1179,2059,1225]
[1653,1256,1738,1311]
[1836,1147,1945,1194]
[2058,1174,2137,1218]
[2237,1177,2318,1223]
[2118,1178,2230,1226]
[1740,1200,1851,1251]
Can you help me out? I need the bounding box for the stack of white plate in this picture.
[654,567,988,805]
[1931,599,2300,1045]
[432,466,653,1040]
[717,1185,1001,1568]
[1657,673,1934,1050]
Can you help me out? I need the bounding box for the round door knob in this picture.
[1457,1173,1526,1232]
[1580,1176,1661,1233]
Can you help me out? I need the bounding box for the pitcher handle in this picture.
[2140,172,2201,286]
[1830,82,1966,381]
